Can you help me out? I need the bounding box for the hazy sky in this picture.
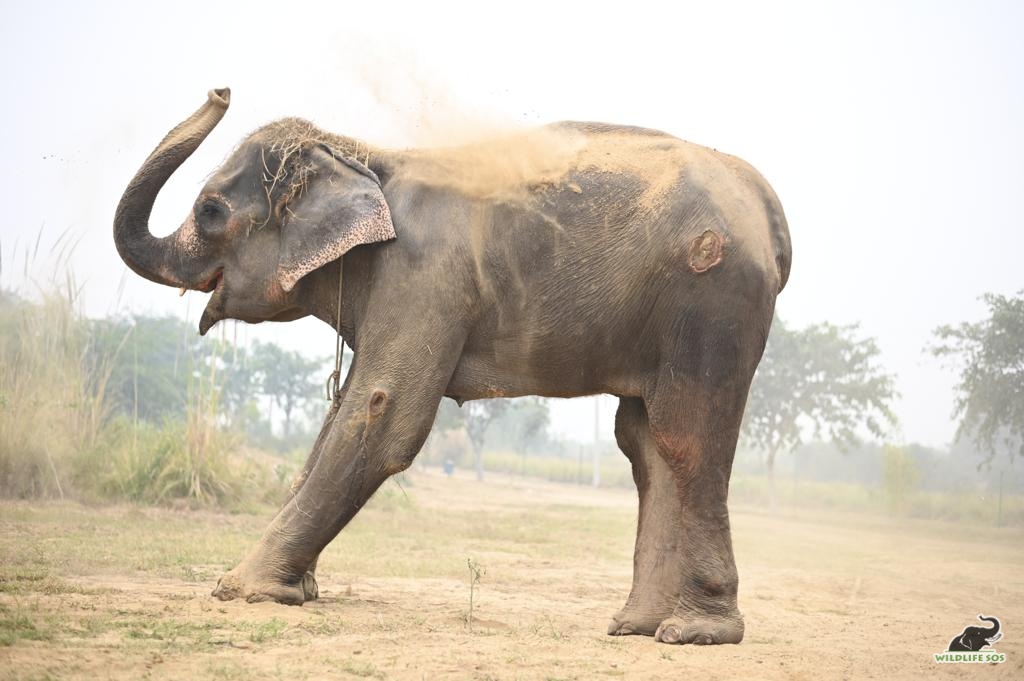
[1,0,1021,448]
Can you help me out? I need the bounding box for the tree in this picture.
[742,318,898,491]
[508,397,550,460]
[87,315,209,423]
[463,400,509,481]
[483,397,550,450]
[214,342,261,430]
[252,342,322,439]
[427,399,506,480]
[486,397,551,474]
[932,291,1024,467]
[881,444,920,514]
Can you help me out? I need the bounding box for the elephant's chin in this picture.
[197,288,305,335]
[267,308,308,323]
[198,304,223,336]
[198,277,226,336]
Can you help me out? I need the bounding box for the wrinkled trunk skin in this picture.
[113,88,230,288]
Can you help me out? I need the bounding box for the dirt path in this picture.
[2,469,1022,679]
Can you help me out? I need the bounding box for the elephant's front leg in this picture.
[212,337,460,605]
[272,398,343,601]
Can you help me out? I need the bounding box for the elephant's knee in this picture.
[384,455,414,476]
[380,436,426,476]
[361,389,433,476]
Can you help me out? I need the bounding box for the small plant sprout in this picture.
[466,557,485,633]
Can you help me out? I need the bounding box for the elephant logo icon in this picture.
[947,614,1002,652]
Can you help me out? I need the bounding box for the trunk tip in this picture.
[208,88,231,109]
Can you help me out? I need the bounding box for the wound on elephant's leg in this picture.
[649,423,705,477]
[367,389,389,419]
[289,470,308,496]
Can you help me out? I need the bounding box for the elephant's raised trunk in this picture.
[979,615,1000,638]
[113,88,230,288]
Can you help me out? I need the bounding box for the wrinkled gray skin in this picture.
[114,89,792,646]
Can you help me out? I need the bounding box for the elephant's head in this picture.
[113,89,396,335]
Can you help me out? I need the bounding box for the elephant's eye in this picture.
[196,198,228,238]
[200,201,222,218]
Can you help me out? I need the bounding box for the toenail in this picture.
[662,625,681,643]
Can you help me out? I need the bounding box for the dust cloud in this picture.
[331,46,726,217]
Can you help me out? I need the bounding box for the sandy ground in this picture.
[1,469,1022,679]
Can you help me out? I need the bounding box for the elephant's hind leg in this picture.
[639,364,753,645]
[607,397,684,636]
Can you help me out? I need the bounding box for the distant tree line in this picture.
[86,314,329,452]
[4,278,1020,511]
[737,290,1023,511]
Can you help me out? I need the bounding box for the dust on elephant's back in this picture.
[395,122,752,303]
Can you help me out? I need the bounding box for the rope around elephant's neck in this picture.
[325,258,343,403]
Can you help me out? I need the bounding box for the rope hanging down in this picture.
[325,259,344,403]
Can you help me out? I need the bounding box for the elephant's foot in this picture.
[607,608,664,637]
[211,562,317,605]
[654,610,744,645]
[607,594,675,636]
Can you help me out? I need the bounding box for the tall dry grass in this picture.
[0,277,123,498]
[82,361,242,508]
[0,274,262,508]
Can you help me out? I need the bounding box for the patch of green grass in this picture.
[339,660,385,679]
[64,613,119,639]
[0,503,267,580]
[207,661,248,680]
[0,604,54,646]
[248,617,287,643]
[0,563,113,597]
[527,615,569,641]
[297,614,344,636]
[125,617,216,647]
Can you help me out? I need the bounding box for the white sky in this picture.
[1,0,1021,448]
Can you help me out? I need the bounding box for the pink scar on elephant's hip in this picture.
[687,229,724,273]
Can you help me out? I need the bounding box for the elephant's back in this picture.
[391,121,784,299]
[405,123,787,398]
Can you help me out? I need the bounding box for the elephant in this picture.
[948,615,1002,651]
[113,88,791,646]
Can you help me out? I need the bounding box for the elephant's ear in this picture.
[276,146,396,292]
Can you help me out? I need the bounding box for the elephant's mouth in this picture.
[179,268,223,296]
[195,270,306,336]
[199,268,223,294]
